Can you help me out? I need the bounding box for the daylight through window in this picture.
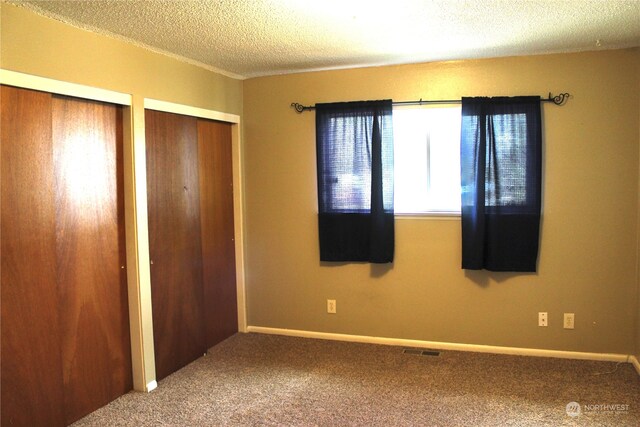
[393,106,461,214]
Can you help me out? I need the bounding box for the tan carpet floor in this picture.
[73,333,639,426]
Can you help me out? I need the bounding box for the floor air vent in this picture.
[403,348,441,357]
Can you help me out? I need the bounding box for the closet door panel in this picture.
[52,96,132,424]
[146,110,205,380]
[197,119,238,349]
[1,86,65,427]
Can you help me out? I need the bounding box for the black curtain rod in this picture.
[291,92,570,113]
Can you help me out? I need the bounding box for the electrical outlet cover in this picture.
[327,299,336,314]
[538,312,548,327]
[564,313,575,329]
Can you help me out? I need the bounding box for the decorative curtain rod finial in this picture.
[291,102,309,113]
[548,92,570,105]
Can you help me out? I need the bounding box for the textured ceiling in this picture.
[5,0,640,79]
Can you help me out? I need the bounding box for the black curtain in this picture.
[316,100,394,263]
[460,97,542,272]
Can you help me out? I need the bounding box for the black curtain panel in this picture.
[316,100,394,263]
[460,97,542,272]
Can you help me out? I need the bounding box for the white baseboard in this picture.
[146,380,158,392]
[630,355,640,375]
[247,326,632,364]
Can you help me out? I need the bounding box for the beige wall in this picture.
[0,3,242,114]
[637,79,640,362]
[243,48,640,355]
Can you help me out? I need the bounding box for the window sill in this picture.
[395,212,461,220]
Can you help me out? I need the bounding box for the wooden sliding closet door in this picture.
[145,110,206,380]
[52,96,131,424]
[1,86,131,426]
[197,119,238,349]
[146,111,237,379]
[1,86,65,427]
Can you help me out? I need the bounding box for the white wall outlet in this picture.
[564,313,575,329]
[538,312,548,327]
[327,299,336,314]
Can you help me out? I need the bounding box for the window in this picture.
[393,106,461,214]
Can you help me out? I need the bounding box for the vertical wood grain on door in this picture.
[145,110,206,380]
[1,86,66,427]
[197,119,238,349]
[52,96,132,424]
